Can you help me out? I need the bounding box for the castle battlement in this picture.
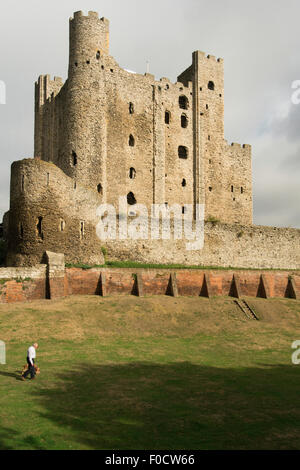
[195,51,223,64]
[35,75,63,85]
[71,10,109,23]
[155,78,192,91]
[230,143,242,148]
[35,74,64,108]
[227,143,251,152]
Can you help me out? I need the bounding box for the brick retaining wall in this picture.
[0,262,299,303]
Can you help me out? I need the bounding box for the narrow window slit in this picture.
[37,217,43,240]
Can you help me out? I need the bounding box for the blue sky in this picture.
[0,0,299,227]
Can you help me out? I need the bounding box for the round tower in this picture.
[68,11,109,77]
[60,11,109,193]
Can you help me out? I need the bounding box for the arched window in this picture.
[129,134,135,147]
[127,192,136,205]
[178,146,188,159]
[129,168,136,179]
[97,184,103,195]
[165,111,170,124]
[208,81,215,91]
[182,178,186,187]
[96,51,100,60]
[179,95,189,110]
[181,114,188,128]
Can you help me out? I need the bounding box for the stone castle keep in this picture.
[3,10,300,269]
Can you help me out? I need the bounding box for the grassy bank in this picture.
[0,295,299,449]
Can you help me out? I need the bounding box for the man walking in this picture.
[21,343,39,380]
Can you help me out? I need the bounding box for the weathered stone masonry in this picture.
[3,10,300,269]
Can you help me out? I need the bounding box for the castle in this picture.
[3,11,300,269]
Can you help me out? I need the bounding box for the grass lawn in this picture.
[0,294,299,450]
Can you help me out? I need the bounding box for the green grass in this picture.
[65,260,300,271]
[0,295,300,450]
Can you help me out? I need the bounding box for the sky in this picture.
[0,0,299,227]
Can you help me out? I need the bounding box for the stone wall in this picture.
[178,51,252,225]
[104,221,300,270]
[7,158,105,266]
[6,155,300,269]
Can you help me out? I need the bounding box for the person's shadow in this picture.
[0,370,23,380]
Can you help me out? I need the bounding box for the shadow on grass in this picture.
[25,362,300,450]
[0,426,19,450]
[0,370,23,380]
[0,428,47,451]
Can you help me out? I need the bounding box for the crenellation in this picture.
[73,11,84,19]
[35,74,64,103]
[160,77,171,83]
[88,11,99,19]
[71,10,108,24]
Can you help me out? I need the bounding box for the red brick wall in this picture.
[65,268,300,299]
[176,272,205,296]
[65,268,100,295]
[0,268,299,303]
[140,271,170,295]
[0,278,46,303]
